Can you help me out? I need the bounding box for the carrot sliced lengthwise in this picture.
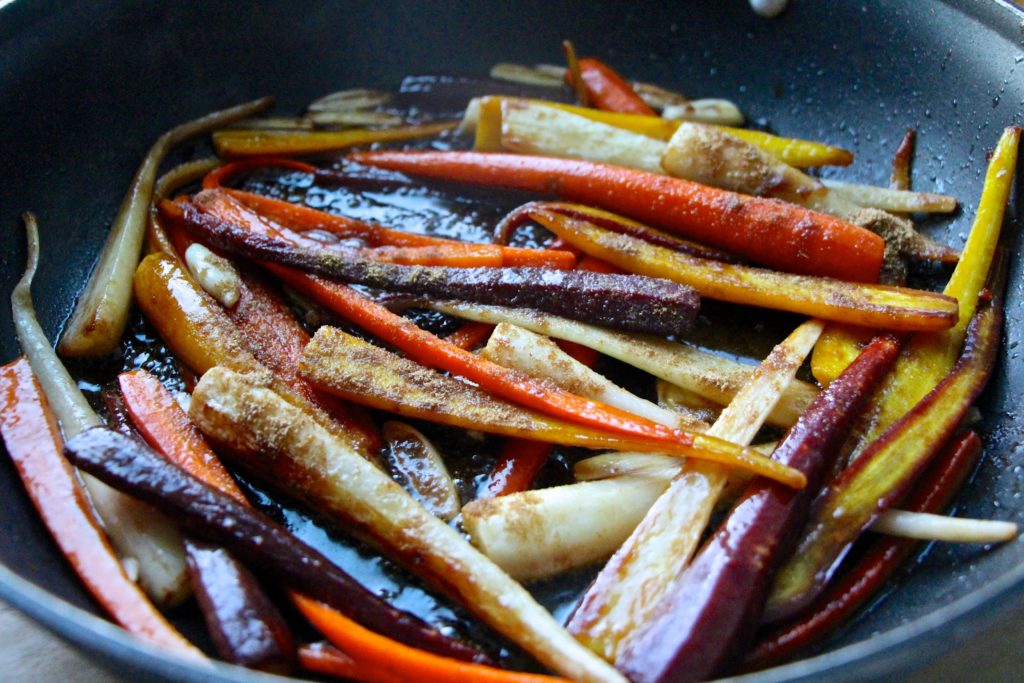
[567,57,657,116]
[347,151,886,281]
[212,120,458,158]
[530,208,957,332]
[300,326,804,488]
[748,430,984,669]
[0,359,202,659]
[615,335,902,683]
[216,187,577,269]
[296,602,566,683]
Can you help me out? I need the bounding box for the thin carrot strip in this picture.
[224,188,576,268]
[118,370,245,503]
[295,596,567,683]
[212,121,458,158]
[347,151,885,281]
[0,359,202,658]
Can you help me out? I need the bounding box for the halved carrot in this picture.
[295,596,566,683]
[347,151,885,281]
[0,359,201,658]
[212,121,458,158]
[225,188,576,269]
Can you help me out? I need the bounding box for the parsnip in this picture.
[567,319,824,662]
[480,322,706,431]
[430,302,818,428]
[189,367,625,683]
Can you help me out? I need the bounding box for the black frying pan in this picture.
[1,1,1022,681]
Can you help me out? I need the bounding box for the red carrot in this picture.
[567,57,657,116]
[0,359,202,658]
[346,151,886,282]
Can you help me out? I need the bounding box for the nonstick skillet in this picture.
[0,1,1022,681]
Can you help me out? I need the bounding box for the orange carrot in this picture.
[202,158,319,190]
[346,151,886,282]
[0,359,202,658]
[118,370,246,503]
[445,322,496,351]
[299,642,405,683]
[223,188,576,268]
[567,57,657,116]
[356,243,504,268]
[294,596,567,683]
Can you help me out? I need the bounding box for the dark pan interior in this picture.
[1,1,1023,681]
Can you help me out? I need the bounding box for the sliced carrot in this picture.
[223,188,576,268]
[212,121,458,158]
[567,58,657,116]
[445,322,496,351]
[299,642,405,683]
[346,151,885,282]
[294,596,566,683]
[0,359,202,659]
[118,370,246,504]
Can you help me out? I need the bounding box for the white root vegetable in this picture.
[307,88,393,112]
[381,421,460,521]
[489,63,565,88]
[58,97,273,357]
[661,98,745,126]
[823,179,958,214]
[307,110,404,128]
[189,367,625,683]
[462,474,669,582]
[184,244,241,309]
[13,214,189,607]
[870,510,1018,543]
[498,100,664,172]
[480,322,706,431]
[662,122,859,218]
[430,302,818,428]
[567,319,824,662]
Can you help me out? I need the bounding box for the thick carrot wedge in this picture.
[347,151,885,281]
[0,359,201,659]
[532,209,957,332]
